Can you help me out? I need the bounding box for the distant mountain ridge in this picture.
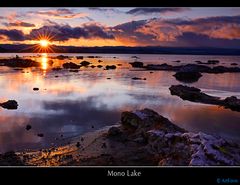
[0,44,240,55]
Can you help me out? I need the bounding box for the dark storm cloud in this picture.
[112,15,240,47]
[0,29,25,41]
[126,7,190,15]
[28,23,114,41]
[3,21,35,27]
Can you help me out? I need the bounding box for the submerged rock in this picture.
[62,62,80,69]
[169,85,240,112]
[129,61,144,68]
[0,100,18,110]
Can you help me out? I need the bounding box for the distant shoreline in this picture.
[0,45,240,56]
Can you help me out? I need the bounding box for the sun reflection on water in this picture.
[41,54,48,75]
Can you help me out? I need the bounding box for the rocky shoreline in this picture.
[1,109,239,166]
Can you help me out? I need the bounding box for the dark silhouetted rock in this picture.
[223,96,240,111]
[76,142,80,148]
[0,58,40,68]
[33,87,39,91]
[169,85,240,112]
[26,125,32,131]
[132,77,146,80]
[131,56,139,59]
[90,65,96,68]
[37,133,44,137]
[80,61,91,66]
[146,63,180,71]
[174,72,202,83]
[144,63,240,74]
[106,65,116,70]
[63,62,80,69]
[172,60,181,63]
[76,56,84,59]
[98,60,103,63]
[97,65,103,68]
[0,151,24,166]
[231,63,238,66]
[56,55,69,60]
[207,60,220,64]
[107,78,111,79]
[52,67,62,71]
[0,100,18,110]
[129,61,144,68]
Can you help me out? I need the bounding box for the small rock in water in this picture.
[91,125,94,129]
[80,61,91,66]
[132,77,146,80]
[25,125,32,131]
[81,137,84,142]
[33,88,39,91]
[105,65,116,70]
[0,100,18,110]
[37,133,44,137]
[107,78,111,79]
[231,63,238,66]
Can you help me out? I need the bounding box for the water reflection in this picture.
[41,54,48,71]
[0,53,240,153]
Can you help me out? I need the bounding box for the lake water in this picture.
[0,53,240,153]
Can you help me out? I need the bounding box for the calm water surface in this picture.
[0,53,240,153]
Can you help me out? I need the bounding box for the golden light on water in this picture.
[41,54,48,72]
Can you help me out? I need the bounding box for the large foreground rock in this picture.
[10,108,240,166]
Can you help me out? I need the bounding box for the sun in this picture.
[39,40,49,47]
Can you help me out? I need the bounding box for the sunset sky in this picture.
[0,7,240,48]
